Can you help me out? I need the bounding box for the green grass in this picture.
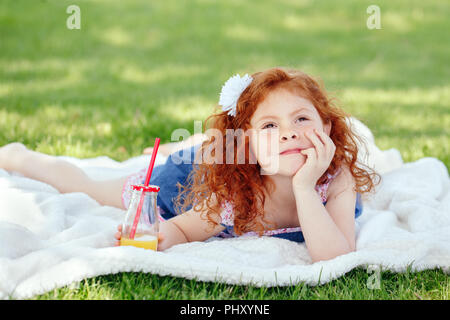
[34,268,448,300]
[0,0,449,299]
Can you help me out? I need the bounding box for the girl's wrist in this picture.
[292,184,316,198]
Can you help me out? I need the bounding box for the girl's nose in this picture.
[280,130,298,141]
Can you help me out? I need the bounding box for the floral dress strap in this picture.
[315,168,341,203]
[220,200,234,227]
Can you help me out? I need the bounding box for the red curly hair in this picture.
[174,67,379,235]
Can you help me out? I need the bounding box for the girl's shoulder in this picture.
[326,166,356,201]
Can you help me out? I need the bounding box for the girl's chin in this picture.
[259,158,305,176]
[280,165,303,177]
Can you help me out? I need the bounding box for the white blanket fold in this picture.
[0,119,449,299]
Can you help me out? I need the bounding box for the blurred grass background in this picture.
[0,0,448,299]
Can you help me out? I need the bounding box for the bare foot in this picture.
[143,134,207,156]
[0,142,28,171]
[143,142,179,157]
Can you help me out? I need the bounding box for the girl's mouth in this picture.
[280,148,303,155]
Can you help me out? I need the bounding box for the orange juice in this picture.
[120,234,158,250]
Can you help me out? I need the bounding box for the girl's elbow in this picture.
[349,242,356,252]
[311,244,355,263]
[156,238,172,251]
[348,237,356,252]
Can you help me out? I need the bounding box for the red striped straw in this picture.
[129,137,160,240]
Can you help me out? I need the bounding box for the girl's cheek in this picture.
[299,124,315,134]
[250,130,280,156]
[248,138,279,173]
[298,129,310,145]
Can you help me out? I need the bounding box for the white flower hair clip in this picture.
[218,73,253,117]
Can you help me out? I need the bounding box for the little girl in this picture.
[0,67,378,262]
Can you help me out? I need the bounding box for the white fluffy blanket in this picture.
[1,119,449,299]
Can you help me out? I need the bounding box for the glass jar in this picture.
[120,184,160,250]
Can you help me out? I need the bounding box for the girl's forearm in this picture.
[294,188,353,262]
[157,220,189,251]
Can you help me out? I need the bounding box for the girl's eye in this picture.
[297,117,308,122]
[262,123,276,129]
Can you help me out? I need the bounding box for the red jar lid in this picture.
[131,184,160,192]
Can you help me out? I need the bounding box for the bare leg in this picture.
[0,143,127,209]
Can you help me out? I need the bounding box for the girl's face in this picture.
[249,87,331,176]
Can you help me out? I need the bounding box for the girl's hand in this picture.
[114,224,164,246]
[114,224,123,246]
[292,128,336,193]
